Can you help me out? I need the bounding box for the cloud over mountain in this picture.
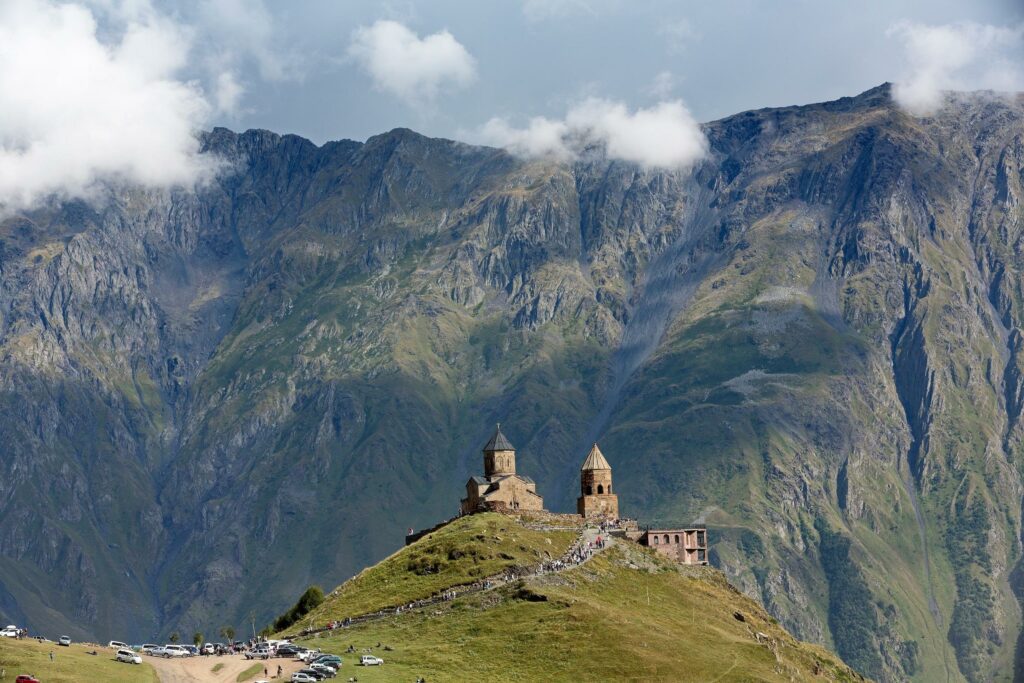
[890,21,1024,115]
[348,20,476,106]
[0,0,219,210]
[477,98,708,170]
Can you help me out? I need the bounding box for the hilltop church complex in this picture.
[444,425,708,566]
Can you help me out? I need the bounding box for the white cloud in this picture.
[889,21,1024,115]
[0,0,218,210]
[196,0,289,82]
[214,70,245,115]
[348,20,476,106]
[645,71,677,99]
[478,116,571,160]
[476,98,708,170]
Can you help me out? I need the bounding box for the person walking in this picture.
[277,664,282,678]
[49,651,54,662]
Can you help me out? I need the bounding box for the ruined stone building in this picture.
[460,425,544,514]
[576,443,619,518]
[640,528,708,565]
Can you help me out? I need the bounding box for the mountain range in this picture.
[0,83,1022,682]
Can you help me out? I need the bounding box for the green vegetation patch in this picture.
[235,662,264,682]
[0,639,158,683]
[296,545,859,682]
[292,513,576,631]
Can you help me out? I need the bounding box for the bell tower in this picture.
[577,443,619,518]
[483,424,516,476]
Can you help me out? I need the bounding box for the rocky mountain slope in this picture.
[0,84,1022,682]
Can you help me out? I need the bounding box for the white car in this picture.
[202,643,215,654]
[292,674,317,683]
[0,626,19,638]
[116,648,143,664]
[108,640,128,649]
[360,655,383,666]
[161,644,189,658]
[58,636,71,646]
[140,644,159,654]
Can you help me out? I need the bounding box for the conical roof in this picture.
[483,424,515,451]
[581,443,611,470]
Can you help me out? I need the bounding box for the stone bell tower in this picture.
[577,443,619,518]
[483,423,516,476]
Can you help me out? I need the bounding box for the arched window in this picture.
[607,484,612,494]
[597,484,604,494]
[653,535,659,545]
[585,485,592,495]
[663,534,670,544]
[674,534,680,544]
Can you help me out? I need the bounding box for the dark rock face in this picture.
[1,86,1023,681]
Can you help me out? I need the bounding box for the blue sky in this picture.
[0,0,1021,209]
[201,0,1024,143]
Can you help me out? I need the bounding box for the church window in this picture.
[653,535,659,545]
[597,484,604,494]
[586,485,593,495]
[674,534,680,544]
[607,485,612,494]
[663,534,670,544]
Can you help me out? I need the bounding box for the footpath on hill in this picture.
[288,523,615,640]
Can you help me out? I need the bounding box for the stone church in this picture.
[460,425,545,514]
[460,426,621,520]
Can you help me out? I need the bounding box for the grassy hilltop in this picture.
[285,513,863,682]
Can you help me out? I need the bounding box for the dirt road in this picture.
[146,653,305,683]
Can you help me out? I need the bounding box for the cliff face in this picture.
[0,84,1022,681]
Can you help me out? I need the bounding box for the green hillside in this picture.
[0,639,158,682]
[284,513,863,682]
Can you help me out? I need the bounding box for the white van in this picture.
[108,640,128,649]
[116,648,142,664]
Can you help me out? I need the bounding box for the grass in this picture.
[235,662,264,681]
[0,639,158,682]
[292,540,861,682]
[212,661,225,673]
[294,513,578,630]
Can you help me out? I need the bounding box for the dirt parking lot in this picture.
[146,652,305,683]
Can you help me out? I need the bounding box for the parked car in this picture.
[0,626,20,638]
[15,675,40,683]
[310,654,342,666]
[116,648,143,664]
[202,642,215,654]
[310,662,337,677]
[297,669,328,681]
[161,644,190,658]
[58,635,71,646]
[360,655,383,666]
[141,643,160,654]
[108,640,128,649]
[246,646,273,660]
[292,673,317,683]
